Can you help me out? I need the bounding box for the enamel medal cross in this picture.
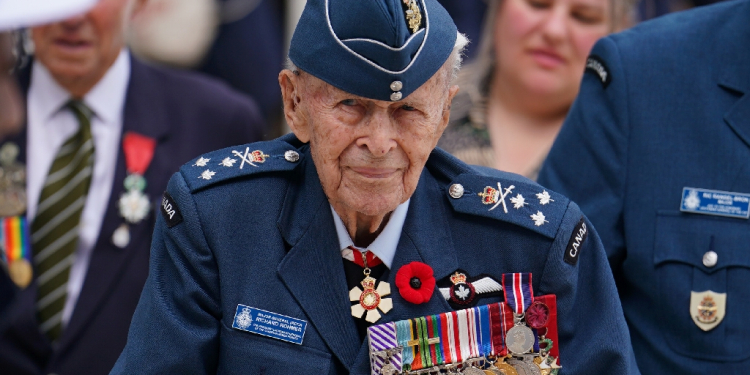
[349,251,393,323]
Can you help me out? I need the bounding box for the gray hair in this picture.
[285,31,470,86]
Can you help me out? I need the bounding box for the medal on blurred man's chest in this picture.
[0,142,27,217]
[114,133,156,248]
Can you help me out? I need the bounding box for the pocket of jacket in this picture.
[653,210,750,361]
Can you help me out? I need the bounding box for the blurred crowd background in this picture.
[116,0,724,138]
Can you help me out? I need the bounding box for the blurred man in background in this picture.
[539,0,750,372]
[0,0,100,327]
[0,0,265,373]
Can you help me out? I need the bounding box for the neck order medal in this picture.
[350,251,393,323]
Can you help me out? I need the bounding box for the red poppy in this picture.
[395,262,435,304]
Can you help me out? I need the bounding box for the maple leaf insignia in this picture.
[455,285,470,299]
[536,190,554,205]
[531,211,548,226]
[510,194,527,209]
[194,157,210,167]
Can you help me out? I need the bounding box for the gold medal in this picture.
[8,259,32,289]
[488,356,519,375]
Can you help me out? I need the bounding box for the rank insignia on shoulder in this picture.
[585,54,611,88]
[437,270,502,309]
[446,174,568,239]
[181,140,304,193]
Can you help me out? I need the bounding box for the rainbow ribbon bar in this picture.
[1,216,31,266]
[502,273,533,315]
[368,303,506,374]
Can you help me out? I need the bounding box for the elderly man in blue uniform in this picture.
[538,0,750,373]
[112,0,639,374]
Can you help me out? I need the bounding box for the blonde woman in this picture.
[439,0,634,179]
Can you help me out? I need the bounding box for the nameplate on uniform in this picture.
[680,187,750,219]
[232,304,307,345]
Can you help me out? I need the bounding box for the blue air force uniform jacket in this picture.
[112,134,639,375]
[538,0,750,373]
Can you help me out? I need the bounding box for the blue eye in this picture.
[401,105,416,111]
[340,99,357,106]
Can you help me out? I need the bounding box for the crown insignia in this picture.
[450,272,467,285]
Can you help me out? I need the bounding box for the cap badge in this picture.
[403,0,423,34]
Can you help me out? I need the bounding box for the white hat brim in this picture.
[0,0,98,31]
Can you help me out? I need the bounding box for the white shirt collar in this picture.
[330,199,410,269]
[30,49,130,122]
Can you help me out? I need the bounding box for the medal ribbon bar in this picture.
[502,273,533,315]
[2,216,31,266]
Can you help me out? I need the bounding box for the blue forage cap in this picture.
[289,0,458,102]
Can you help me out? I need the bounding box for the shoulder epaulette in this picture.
[445,172,569,239]
[180,139,305,193]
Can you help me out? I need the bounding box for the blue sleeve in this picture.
[539,200,640,374]
[110,173,221,374]
[538,36,630,271]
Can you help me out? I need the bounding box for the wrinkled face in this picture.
[31,0,136,87]
[495,0,610,99]
[281,68,458,218]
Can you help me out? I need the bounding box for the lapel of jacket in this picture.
[717,19,750,151]
[351,167,459,373]
[60,57,170,347]
[276,153,362,372]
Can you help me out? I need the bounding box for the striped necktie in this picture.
[32,100,95,341]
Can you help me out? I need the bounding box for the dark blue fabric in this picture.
[0,57,265,375]
[437,0,486,61]
[289,0,458,101]
[198,0,284,124]
[539,0,750,372]
[111,137,639,375]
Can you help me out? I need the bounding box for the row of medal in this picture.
[368,273,561,375]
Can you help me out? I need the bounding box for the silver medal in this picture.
[506,325,535,355]
[379,362,398,375]
[507,356,541,375]
[462,367,486,375]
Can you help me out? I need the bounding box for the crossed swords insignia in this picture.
[479,183,515,213]
[232,147,269,169]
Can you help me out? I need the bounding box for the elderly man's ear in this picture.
[279,69,311,143]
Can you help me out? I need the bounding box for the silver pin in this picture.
[112,224,130,248]
[390,81,403,91]
[284,150,300,163]
[390,92,403,101]
[448,184,464,199]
